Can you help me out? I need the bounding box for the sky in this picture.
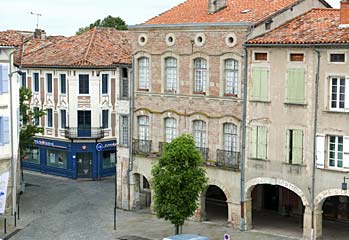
[0,0,342,37]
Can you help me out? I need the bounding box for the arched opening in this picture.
[204,185,228,224]
[322,196,349,240]
[133,173,151,211]
[251,184,304,238]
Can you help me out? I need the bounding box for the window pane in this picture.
[103,150,116,169]
[47,73,52,93]
[165,118,177,143]
[102,74,108,94]
[165,57,177,92]
[60,74,66,94]
[102,110,108,129]
[47,149,67,169]
[194,58,207,93]
[139,58,149,90]
[225,59,238,95]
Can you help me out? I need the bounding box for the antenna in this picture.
[29,12,42,29]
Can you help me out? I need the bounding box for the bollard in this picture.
[4,218,6,234]
[17,202,20,220]
[14,212,17,227]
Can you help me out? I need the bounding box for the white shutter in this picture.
[316,134,325,169]
[343,136,349,169]
[1,65,8,93]
[3,117,9,144]
[345,77,349,111]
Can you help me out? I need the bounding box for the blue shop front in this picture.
[22,138,116,179]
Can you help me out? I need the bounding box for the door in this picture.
[264,185,279,211]
[77,152,93,178]
[78,111,91,137]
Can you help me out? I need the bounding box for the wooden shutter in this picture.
[252,67,269,101]
[3,117,9,144]
[257,127,267,159]
[250,126,257,158]
[345,77,349,111]
[1,65,9,93]
[252,68,261,100]
[316,134,325,168]
[260,68,269,101]
[292,130,303,164]
[343,136,349,169]
[287,68,305,104]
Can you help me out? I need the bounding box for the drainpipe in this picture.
[311,49,321,240]
[127,56,135,210]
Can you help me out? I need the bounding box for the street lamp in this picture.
[341,177,349,191]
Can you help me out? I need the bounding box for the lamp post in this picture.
[341,177,349,191]
[114,139,118,230]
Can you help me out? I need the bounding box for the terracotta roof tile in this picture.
[247,9,349,45]
[0,30,23,47]
[144,0,311,26]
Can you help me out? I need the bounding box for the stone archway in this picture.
[132,172,152,211]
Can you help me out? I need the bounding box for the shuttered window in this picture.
[0,65,9,94]
[286,129,303,164]
[120,68,129,99]
[330,76,347,111]
[119,115,129,146]
[250,126,268,160]
[0,117,9,145]
[138,57,149,90]
[287,68,305,104]
[251,67,269,102]
[138,116,149,141]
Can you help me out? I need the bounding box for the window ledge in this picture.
[284,102,307,106]
[318,167,349,173]
[249,100,271,103]
[323,110,349,114]
[224,93,238,97]
[138,89,149,92]
[282,162,306,167]
[193,92,206,95]
[249,157,270,162]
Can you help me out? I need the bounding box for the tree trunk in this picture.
[179,225,183,234]
[175,225,179,235]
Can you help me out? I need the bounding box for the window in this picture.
[102,74,108,94]
[328,136,343,168]
[0,116,9,145]
[254,52,268,61]
[287,129,303,164]
[223,123,238,152]
[251,67,269,101]
[120,68,129,99]
[265,20,273,30]
[165,57,177,92]
[79,74,89,94]
[102,110,109,129]
[60,110,67,129]
[193,120,206,148]
[290,53,304,62]
[119,115,129,146]
[138,116,149,140]
[60,74,66,94]
[286,68,305,104]
[23,147,40,164]
[250,126,268,160]
[0,65,9,94]
[33,107,40,126]
[138,57,149,90]
[103,150,116,169]
[330,77,346,110]
[47,149,67,169]
[21,72,27,88]
[47,108,53,128]
[46,73,53,93]
[194,58,207,93]
[33,73,39,92]
[330,53,345,63]
[225,59,238,95]
[165,118,177,143]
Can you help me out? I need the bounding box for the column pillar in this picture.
[243,198,253,231]
[303,206,312,240]
[314,209,323,240]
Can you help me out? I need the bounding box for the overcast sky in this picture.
[0,0,341,36]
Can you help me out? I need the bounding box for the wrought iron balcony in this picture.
[64,127,104,139]
[216,149,240,169]
[133,139,152,155]
[197,147,209,161]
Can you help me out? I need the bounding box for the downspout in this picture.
[127,56,135,210]
[311,49,321,240]
[240,25,253,231]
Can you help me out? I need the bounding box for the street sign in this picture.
[96,143,103,152]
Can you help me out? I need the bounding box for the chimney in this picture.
[340,0,349,25]
[208,0,227,14]
[34,29,46,40]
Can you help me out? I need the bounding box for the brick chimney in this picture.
[208,0,227,14]
[34,29,47,40]
[340,0,349,25]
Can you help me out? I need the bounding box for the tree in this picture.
[151,134,208,234]
[19,87,45,158]
[76,15,128,35]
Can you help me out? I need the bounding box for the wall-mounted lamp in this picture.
[190,40,195,53]
[342,176,349,190]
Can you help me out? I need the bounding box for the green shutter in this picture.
[286,130,291,163]
[287,68,305,104]
[252,68,261,100]
[252,67,269,101]
[257,127,267,159]
[250,126,257,158]
[260,68,269,101]
[292,130,303,164]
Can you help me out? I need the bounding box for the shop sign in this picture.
[0,172,9,214]
[96,142,117,151]
[34,139,67,149]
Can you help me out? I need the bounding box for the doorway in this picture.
[77,152,93,178]
[77,111,91,137]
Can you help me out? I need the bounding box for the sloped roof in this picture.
[143,0,329,26]
[247,8,349,45]
[21,28,131,67]
[0,30,23,47]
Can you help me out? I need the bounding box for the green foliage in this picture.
[76,15,127,35]
[19,87,45,158]
[151,134,208,228]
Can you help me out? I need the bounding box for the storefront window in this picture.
[103,150,116,169]
[23,148,40,164]
[46,149,67,169]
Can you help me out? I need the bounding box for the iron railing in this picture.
[197,147,209,161]
[64,127,104,139]
[133,139,152,155]
[216,150,240,169]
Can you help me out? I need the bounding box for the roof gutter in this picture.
[17,64,131,70]
[244,43,349,48]
[128,22,252,30]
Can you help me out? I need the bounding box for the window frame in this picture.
[78,74,89,94]
[138,57,150,91]
[164,117,177,143]
[46,73,53,94]
[119,115,129,147]
[328,135,344,170]
[120,68,129,99]
[329,76,346,111]
[138,116,149,141]
[165,57,178,93]
[223,123,238,152]
[33,72,40,93]
[101,73,109,95]
[102,109,109,129]
[193,58,207,94]
[47,108,53,128]
[193,120,206,148]
[59,74,67,95]
[224,59,239,96]
[286,129,304,165]
[60,109,67,129]
[329,53,346,64]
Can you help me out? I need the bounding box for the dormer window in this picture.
[265,20,273,30]
[208,0,227,14]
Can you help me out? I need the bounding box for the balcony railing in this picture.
[197,147,209,161]
[216,150,240,169]
[133,139,152,155]
[64,127,104,139]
